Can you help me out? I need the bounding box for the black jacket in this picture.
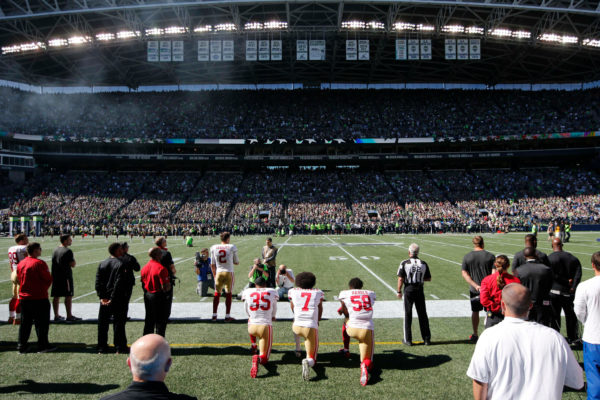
[99,381,196,400]
[95,257,127,302]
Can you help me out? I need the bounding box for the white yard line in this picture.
[430,294,440,299]
[72,290,97,301]
[133,297,143,303]
[461,293,470,299]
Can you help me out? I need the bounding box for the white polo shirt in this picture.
[574,275,600,344]
[467,317,583,400]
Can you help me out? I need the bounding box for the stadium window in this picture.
[266,166,289,170]
[336,165,359,169]
[299,166,325,171]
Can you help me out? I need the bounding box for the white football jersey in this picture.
[209,243,239,273]
[339,289,376,330]
[242,287,279,326]
[8,245,27,272]
[289,288,324,329]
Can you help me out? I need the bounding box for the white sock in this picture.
[294,333,301,351]
[307,357,315,367]
[225,314,230,318]
[9,311,15,318]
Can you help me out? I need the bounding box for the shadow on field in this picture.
[257,363,280,379]
[171,345,249,357]
[0,380,119,394]
[378,349,452,371]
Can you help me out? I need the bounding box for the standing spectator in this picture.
[479,255,520,328]
[51,234,81,322]
[262,238,278,288]
[99,334,197,400]
[155,237,176,320]
[516,247,553,326]
[513,234,550,272]
[241,276,278,378]
[210,232,239,322]
[95,242,129,354]
[194,248,214,297]
[8,233,28,325]
[397,243,431,346]
[574,251,600,400]
[461,236,495,343]
[141,247,172,337]
[16,242,56,353]
[548,238,582,343]
[275,264,295,301]
[467,283,583,400]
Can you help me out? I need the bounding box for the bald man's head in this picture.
[128,334,172,382]
[501,283,532,318]
[552,237,563,251]
[523,247,536,259]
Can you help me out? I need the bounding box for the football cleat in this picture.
[360,362,369,386]
[224,317,236,323]
[338,348,350,359]
[250,355,259,378]
[302,359,311,381]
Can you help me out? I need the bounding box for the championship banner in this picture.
[358,40,369,60]
[159,41,171,62]
[408,39,419,60]
[469,39,481,60]
[346,40,357,60]
[210,40,222,62]
[222,40,234,61]
[297,40,308,60]
[246,40,257,61]
[147,41,159,62]
[457,39,469,60]
[445,39,456,60]
[198,40,209,61]
[271,40,282,61]
[309,40,326,60]
[172,41,184,62]
[259,40,270,60]
[420,39,431,60]
[395,39,407,60]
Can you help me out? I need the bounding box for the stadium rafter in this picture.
[1,0,600,86]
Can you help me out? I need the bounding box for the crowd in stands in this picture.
[1,87,598,140]
[2,167,599,236]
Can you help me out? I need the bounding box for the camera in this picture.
[280,268,286,275]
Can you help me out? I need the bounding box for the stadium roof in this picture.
[1,0,600,87]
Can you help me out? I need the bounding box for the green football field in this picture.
[0,232,596,399]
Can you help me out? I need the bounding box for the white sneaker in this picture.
[302,359,311,381]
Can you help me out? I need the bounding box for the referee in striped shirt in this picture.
[397,243,431,346]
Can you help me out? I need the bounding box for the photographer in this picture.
[276,264,295,301]
[248,259,269,289]
[194,248,214,297]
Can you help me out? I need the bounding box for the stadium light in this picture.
[264,21,288,30]
[96,33,115,41]
[245,22,263,30]
[416,24,435,32]
[68,36,91,45]
[490,28,512,37]
[164,26,187,35]
[145,28,163,36]
[539,33,578,44]
[366,21,385,30]
[394,22,415,31]
[117,30,139,39]
[193,25,213,33]
[342,20,366,29]
[465,26,484,35]
[214,23,236,31]
[583,38,600,47]
[442,25,465,34]
[48,38,68,47]
[512,30,531,39]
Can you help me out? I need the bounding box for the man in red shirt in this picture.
[141,247,171,337]
[17,242,56,353]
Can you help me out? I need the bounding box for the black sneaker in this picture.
[424,339,431,346]
[97,346,110,354]
[116,347,130,355]
[468,334,478,343]
[402,340,413,347]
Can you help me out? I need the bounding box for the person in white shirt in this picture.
[288,272,323,381]
[467,282,583,400]
[241,276,278,378]
[209,232,239,322]
[574,251,600,399]
[8,234,28,325]
[338,277,376,386]
[275,264,295,300]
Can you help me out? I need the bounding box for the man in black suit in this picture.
[515,247,553,326]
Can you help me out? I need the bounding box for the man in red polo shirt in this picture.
[17,242,56,353]
[141,247,171,337]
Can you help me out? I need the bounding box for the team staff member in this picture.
[461,236,495,343]
[398,243,431,346]
[141,247,172,337]
[17,242,56,353]
[210,232,239,322]
[261,238,278,288]
[574,251,600,399]
[95,243,129,354]
[120,242,141,306]
[51,234,81,322]
[241,276,278,378]
[8,234,28,324]
[516,247,553,326]
[155,237,175,320]
[548,238,582,342]
[479,255,520,328]
[289,272,324,381]
[339,277,376,386]
[513,234,550,271]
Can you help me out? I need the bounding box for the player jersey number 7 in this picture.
[289,288,324,329]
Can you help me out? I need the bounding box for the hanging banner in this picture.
[147,41,159,62]
[259,40,270,61]
[420,39,431,60]
[172,40,184,62]
[470,39,481,60]
[222,40,234,61]
[297,40,308,60]
[408,39,419,60]
[457,38,469,60]
[246,40,257,61]
[395,39,407,60]
[198,40,209,61]
[210,40,222,61]
[271,40,282,61]
[309,40,326,60]
[358,39,369,60]
[445,39,456,60]
[159,41,171,62]
[346,40,357,60]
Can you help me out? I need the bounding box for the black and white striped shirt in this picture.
[397,257,431,286]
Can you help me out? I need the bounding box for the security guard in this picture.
[397,243,431,346]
